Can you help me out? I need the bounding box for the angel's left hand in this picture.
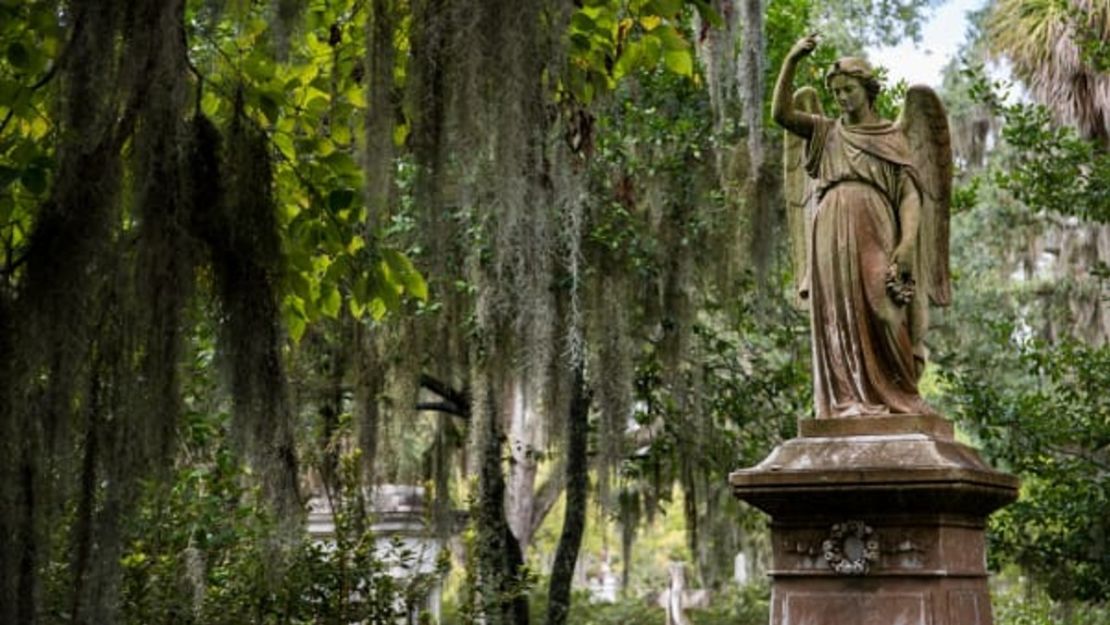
[891,243,915,280]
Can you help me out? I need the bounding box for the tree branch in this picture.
[528,463,566,538]
[414,400,467,418]
[419,373,471,418]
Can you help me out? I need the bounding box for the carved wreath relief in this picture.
[822,521,879,575]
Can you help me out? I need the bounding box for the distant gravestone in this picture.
[733,552,750,586]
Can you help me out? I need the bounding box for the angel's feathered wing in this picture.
[897,85,952,306]
[784,87,824,307]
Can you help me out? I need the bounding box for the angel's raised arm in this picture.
[773,35,821,139]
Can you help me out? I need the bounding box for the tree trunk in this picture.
[475,372,530,625]
[507,376,542,551]
[545,366,589,625]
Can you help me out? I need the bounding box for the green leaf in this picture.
[656,24,688,51]
[273,132,294,158]
[368,297,387,321]
[259,94,279,124]
[288,271,313,303]
[319,285,341,318]
[571,12,596,33]
[348,298,366,319]
[641,35,662,68]
[374,262,401,310]
[663,48,693,77]
[287,313,307,342]
[328,188,355,212]
[648,0,682,16]
[0,80,20,107]
[6,42,29,69]
[0,165,18,191]
[283,297,308,342]
[613,40,643,79]
[20,166,46,194]
[382,248,428,301]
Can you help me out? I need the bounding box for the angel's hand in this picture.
[787,33,819,60]
[891,243,914,280]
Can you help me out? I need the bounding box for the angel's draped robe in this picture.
[804,117,935,418]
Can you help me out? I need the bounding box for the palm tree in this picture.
[988,0,1110,146]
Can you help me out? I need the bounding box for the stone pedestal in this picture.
[730,415,1019,625]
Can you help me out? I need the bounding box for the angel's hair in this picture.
[825,57,881,105]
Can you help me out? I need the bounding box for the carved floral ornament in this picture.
[822,520,880,575]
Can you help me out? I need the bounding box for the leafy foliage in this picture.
[943,336,1110,601]
[964,67,1110,223]
[108,378,444,624]
[929,58,1110,605]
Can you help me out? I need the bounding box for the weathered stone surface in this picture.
[731,423,1018,625]
[798,414,953,439]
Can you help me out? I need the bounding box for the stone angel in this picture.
[773,34,952,419]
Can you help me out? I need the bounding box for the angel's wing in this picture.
[785,87,823,307]
[897,85,952,306]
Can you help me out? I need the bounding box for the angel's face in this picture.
[829,75,870,119]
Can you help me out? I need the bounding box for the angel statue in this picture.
[773,34,952,419]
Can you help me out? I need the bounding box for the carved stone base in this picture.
[730,417,1018,625]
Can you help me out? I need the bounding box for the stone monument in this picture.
[730,34,1019,625]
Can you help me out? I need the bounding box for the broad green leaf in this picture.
[382,248,428,301]
[656,24,688,51]
[648,0,682,17]
[0,80,20,107]
[393,122,409,146]
[286,311,307,342]
[7,42,29,69]
[328,188,355,212]
[282,295,308,342]
[368,297,387,321]
[348,298,366,318]
[663,48,693,77]
[20,166,46,194]
[374,262,402,310]
[307,96,330,115]
[571,13,597,35]
[319,285,341,318]
[641,35,662,68]
[613,40,643,80]
[259,94,279,124]
[288,271,313,303]
[273,132,294,157]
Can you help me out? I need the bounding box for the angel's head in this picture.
[825,57,881,116]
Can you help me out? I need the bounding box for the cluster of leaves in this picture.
[96,391,445,624]
[993,568,1110,625]
[964,66,1110,223]
[942,333,1110,602]
[514,580,768,625]
[184,1,427,340]
[921,51,1110,606]
[3,1,429,335]
[564,0,717,104]
[0,0,63,275]
[524,588,664,625]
